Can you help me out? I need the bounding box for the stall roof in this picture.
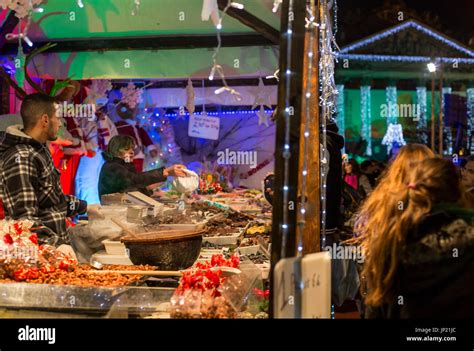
[0,0,279,40]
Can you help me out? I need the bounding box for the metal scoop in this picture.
[90,259,104,270]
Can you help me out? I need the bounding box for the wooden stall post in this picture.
[298,6,320,256]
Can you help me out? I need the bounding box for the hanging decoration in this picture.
[84,79,112,105]
[385,86,397,125]
[360,86,372,156]
[256,105,269,127]
[185,78,195,115]
[2,0,43,48]
[266,69,280,82]
[416,87,428,144]
[251,77,272,110]
[201,0,220,26]
[272,0,282,13]
[318,0,339,248]
[120,82,143,109]
[467,88,474,153]
[335,84,345,153]
[382,123,406,154]
[131,0,141,16]
[442,87,453,156]
[206,0,244,102]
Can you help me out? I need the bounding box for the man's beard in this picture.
[48,125,58,141]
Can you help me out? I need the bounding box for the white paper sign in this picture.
[273,251,331,319]
[273,257,299,318]
[188,114,220,140]
[301,251,331,318]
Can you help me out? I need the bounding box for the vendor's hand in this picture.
[152,190,166,198]
[146,182,163,191]
[164,164,187,177]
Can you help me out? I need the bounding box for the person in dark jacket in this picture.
[0,93,88,245]
[324,122,345,245]
[355,158,473,318]
[98,135,186,198]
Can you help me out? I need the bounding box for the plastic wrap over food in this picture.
[169,254,262,318]
[69,206,127,263]
[0,220,77,281]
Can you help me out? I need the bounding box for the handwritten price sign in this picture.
[188,114,220,140]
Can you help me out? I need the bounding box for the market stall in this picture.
[0,194,272,318]
[0,0,286,319]
[0,0,336,319]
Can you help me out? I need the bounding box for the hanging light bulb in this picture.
[214,87,227,95]
[23,35,33,47]
[230,2,244,10]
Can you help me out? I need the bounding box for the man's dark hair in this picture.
[20,93,57,131]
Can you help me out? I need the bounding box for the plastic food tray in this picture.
[102,240,128,256]
[237,245,260,256]
[202,229,243,246]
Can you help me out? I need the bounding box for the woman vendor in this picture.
[98,135,186,198]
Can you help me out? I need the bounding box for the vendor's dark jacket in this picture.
[98,152,167,198]
[365,205,474,318]
[0,125,87,245]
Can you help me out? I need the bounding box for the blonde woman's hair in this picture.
[355,144,435,236]
[356,157,467,307]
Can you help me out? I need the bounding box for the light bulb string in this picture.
[319,0,339,246]
[209,0,242,101]
[280,0,294,259]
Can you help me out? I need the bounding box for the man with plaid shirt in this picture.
[0,93,88,245]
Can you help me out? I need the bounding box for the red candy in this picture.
[176,254,240,297]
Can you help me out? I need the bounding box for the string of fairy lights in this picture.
[279,0,294,259]
[208,0,244,101]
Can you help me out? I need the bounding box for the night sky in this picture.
[338,0,474,47]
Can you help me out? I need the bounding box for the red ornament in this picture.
[28,234,38,245]
[3,234,13,245]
